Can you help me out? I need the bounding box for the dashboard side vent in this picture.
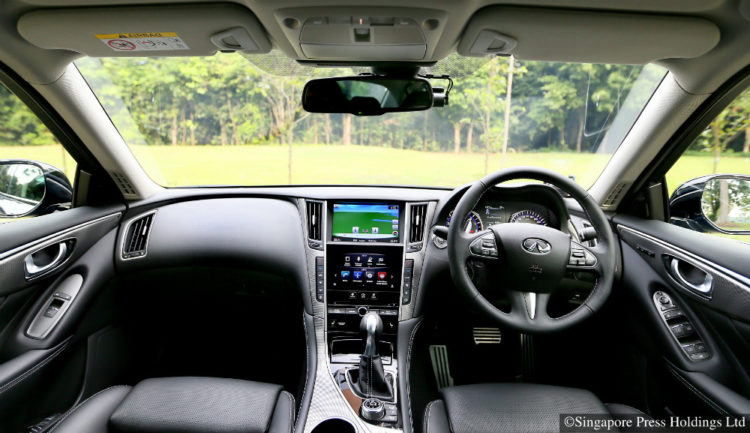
[306,200,323,250]
[409,203,428,248]
[122,212,155,259]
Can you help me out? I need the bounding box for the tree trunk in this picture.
[359,117,365,145]
[179,109,187,145]
[711,121,721,173]
[189,112,196,146]
[423,110,429,151]
[453,122,462,153]
[744,125,750,153]
[288,128,293,184]
[485,58,495,175]
[501,55,514,169]
[219,117,228,146]
[342,114,352,146]
[324,114,331,144]
[313,117,319,145]
[171,112,178,146]
[718,178,729,224]
[576,109,584,152]
[226,95,240,145]
[467,122,474,153]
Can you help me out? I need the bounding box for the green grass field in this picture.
[2,144,747,193]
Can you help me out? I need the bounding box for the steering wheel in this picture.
[447,167,616,333]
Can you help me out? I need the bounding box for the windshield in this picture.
[75,53,665,188]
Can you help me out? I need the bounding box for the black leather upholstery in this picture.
[51,377,294,433]
[424,383,623,433]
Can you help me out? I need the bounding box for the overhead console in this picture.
[273,7,447,61]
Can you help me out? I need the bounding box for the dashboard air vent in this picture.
[122,212,155,259]
[409,203,428,247]
[307,201,323,250]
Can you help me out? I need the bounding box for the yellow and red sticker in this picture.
[96,32,189,52]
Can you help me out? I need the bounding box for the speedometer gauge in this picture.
[447,210,484,234]
[509,210,547,226]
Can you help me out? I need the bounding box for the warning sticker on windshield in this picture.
[96,32,190,52]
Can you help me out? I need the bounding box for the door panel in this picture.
[0,205,122,432]
[613,214,750,417]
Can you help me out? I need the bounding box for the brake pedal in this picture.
[429,345,454,389]
[472,327,502,345]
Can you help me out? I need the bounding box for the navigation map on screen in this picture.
[332,203,399,242]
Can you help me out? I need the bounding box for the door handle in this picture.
[668,257,713,297]
[24,241,69,279]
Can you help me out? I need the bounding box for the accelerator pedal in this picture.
[518,333,536,382]
[429,345,454,389]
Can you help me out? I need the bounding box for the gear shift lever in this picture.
[356,312,392,421]
[362,311,382,357]
[349,312,394,405]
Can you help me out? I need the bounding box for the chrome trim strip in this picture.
[617,224,750,290]
[0,213,121,262]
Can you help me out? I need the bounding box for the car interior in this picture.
[0,1,749,433]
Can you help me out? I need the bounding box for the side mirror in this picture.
[0,160,73,218]
[669,174,750,234]
[302,76,433,116]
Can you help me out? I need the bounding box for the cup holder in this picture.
[310,418,356,433]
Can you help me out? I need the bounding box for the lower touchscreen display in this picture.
[332,202,400,243]
[327,244,402,307]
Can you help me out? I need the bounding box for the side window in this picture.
[667,87,750,243]
[0,82,76,223]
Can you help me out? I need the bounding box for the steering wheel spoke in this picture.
[510,291,550,322]
[567,240,602,275]
[459,229,499,261]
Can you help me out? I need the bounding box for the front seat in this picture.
[50,376,295,433]
[424,383,648,433]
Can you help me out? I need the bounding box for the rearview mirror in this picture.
[302,76,433,116]
[669,174,750,234]
[0,160,72,218]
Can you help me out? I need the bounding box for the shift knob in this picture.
[360,312,382,357]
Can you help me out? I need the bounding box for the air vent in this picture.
[306,201,323,250]
[122,212,155,259]
[409,203,428,248]
[603,182,630,208]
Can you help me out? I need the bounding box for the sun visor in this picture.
[17,3,272,57]
[458,7,720,64]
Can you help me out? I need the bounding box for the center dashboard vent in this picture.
[122,212,155,259]
[408,203,428,250]
[306,200,323,250]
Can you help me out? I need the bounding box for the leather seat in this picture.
[424,383,648,433]
[50,377,295,433]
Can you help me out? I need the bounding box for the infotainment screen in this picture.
[332,202,400,243]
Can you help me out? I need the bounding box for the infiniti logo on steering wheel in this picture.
[522,238,551,254]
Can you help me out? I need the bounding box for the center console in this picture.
[326,201,406,427]
[303,198,430,432]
